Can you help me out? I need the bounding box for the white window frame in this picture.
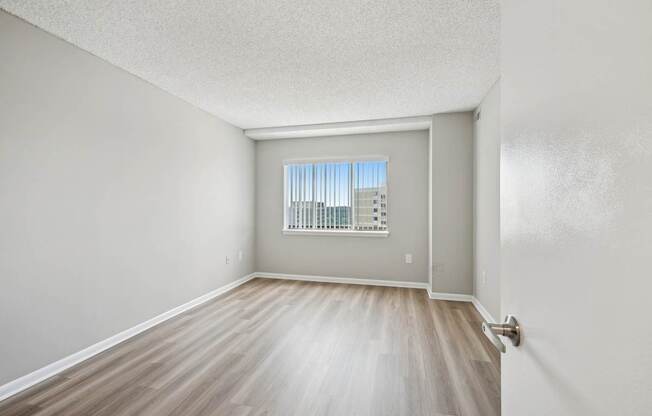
[282,156,390,237]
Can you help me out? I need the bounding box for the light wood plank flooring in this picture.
[0,278,500,416]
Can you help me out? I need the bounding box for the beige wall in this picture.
[256,131,429,283]
[473,81,501,319]
[0,11,255,385]
[430,112,475,295]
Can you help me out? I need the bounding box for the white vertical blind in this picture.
[285,159,388,232]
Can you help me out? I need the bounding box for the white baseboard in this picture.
[426,289,496,324]
[427,290,474,302]
[256,273,496,323]
[0,273,256,403]
[254,273,482,309]
[471,296,497,323]
[254,272,429,290]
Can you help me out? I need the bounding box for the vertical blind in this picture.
[284,159,388,232]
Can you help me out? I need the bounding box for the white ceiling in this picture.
[0,1,499,129]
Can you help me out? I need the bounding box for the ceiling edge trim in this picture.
[244,116,432,140]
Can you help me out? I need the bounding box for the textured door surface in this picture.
[500,1,652,415]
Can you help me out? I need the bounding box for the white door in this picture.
[499,1,652,415]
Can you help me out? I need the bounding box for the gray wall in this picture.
[473,81,501,319]
[256,131,429,282]
[431,112,474,294]
[0,11,255,385]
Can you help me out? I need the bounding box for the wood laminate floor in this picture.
[0,278,500,416]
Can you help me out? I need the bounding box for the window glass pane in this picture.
[286,163,313,229]
[318,162,350,230]
[285,159,386,232]
[354,160,388,231]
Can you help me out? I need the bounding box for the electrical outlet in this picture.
[238,251,243,262]
[405,254,413,264]
[225,256,230,265]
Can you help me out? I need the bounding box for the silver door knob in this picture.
[481,315,521,353]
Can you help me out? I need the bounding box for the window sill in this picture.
[282,229,389,238]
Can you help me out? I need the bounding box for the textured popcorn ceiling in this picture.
[1,1,499,129]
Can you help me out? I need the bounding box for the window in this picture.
[283,158,388,236]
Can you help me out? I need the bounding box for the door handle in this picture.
[481,315,521,354]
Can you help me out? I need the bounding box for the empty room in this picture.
[1,1,650,415]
